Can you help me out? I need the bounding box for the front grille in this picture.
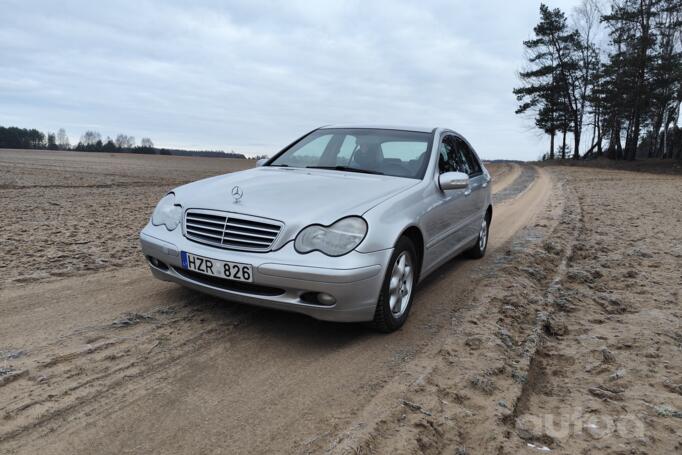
[184,209,283,252]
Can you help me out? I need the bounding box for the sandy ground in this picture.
[0,150,254,287]
[1,150,680,454]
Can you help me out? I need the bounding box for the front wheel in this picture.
[370,237,417,333]
[467,215,490,259]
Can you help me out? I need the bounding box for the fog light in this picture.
[147,256,168,270]
[300,292,336,306]
[317,293,336,306]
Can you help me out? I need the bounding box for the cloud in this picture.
[0,0,581,159]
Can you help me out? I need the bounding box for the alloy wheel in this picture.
[479,219,488,251]
[388,251,413,317]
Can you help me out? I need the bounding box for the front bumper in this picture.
[139,223,393,322]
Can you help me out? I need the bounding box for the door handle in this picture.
[482,181,488,188]
[464,189,472,196]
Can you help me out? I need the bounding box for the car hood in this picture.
[173,167,418,240]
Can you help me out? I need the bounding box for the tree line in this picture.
[515,0,681,160]
[0,125,246,159]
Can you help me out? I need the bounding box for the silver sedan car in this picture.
[140,126,492,332]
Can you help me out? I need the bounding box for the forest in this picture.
[515,0,681,160]
[0,126,246,159]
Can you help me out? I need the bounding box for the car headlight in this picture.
[151,193,183,231]
[294,216,367,256]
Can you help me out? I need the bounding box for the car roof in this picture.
[318,124,437,134]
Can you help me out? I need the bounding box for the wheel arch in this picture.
[399,225,424,282]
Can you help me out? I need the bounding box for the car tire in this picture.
[467,212,491,259]
[369,237,418,333]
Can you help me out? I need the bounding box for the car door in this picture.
[455,136,488,241]
[422,134,477,268]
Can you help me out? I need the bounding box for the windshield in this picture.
[269,128,433,179]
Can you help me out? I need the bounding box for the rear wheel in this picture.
[467,214,490,259]
[370,237,417,333]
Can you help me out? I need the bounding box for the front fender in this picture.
[356,182,431,253]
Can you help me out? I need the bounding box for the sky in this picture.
[1,0,584,160]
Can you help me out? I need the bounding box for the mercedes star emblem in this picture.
[231,185,243,202]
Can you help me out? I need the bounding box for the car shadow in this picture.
[167,250,483,353]
[172,286,373,351]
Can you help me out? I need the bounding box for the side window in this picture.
[456,138,482,175]
[438,135,458,174]
[439,135,472,174]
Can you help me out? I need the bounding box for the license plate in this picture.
[181,251,253,283]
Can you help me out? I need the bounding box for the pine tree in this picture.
[603,0,663,160]
[514,4,585,159]
[517,0,682,161]
[648,0,682,157]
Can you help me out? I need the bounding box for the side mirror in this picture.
[256,158,268,167]
[438,171,469,191]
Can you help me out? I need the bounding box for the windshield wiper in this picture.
[306,165,384,175]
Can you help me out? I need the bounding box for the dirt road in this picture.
[3,151,679,454]
[326,166,681,454]
[0,151,547,454]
